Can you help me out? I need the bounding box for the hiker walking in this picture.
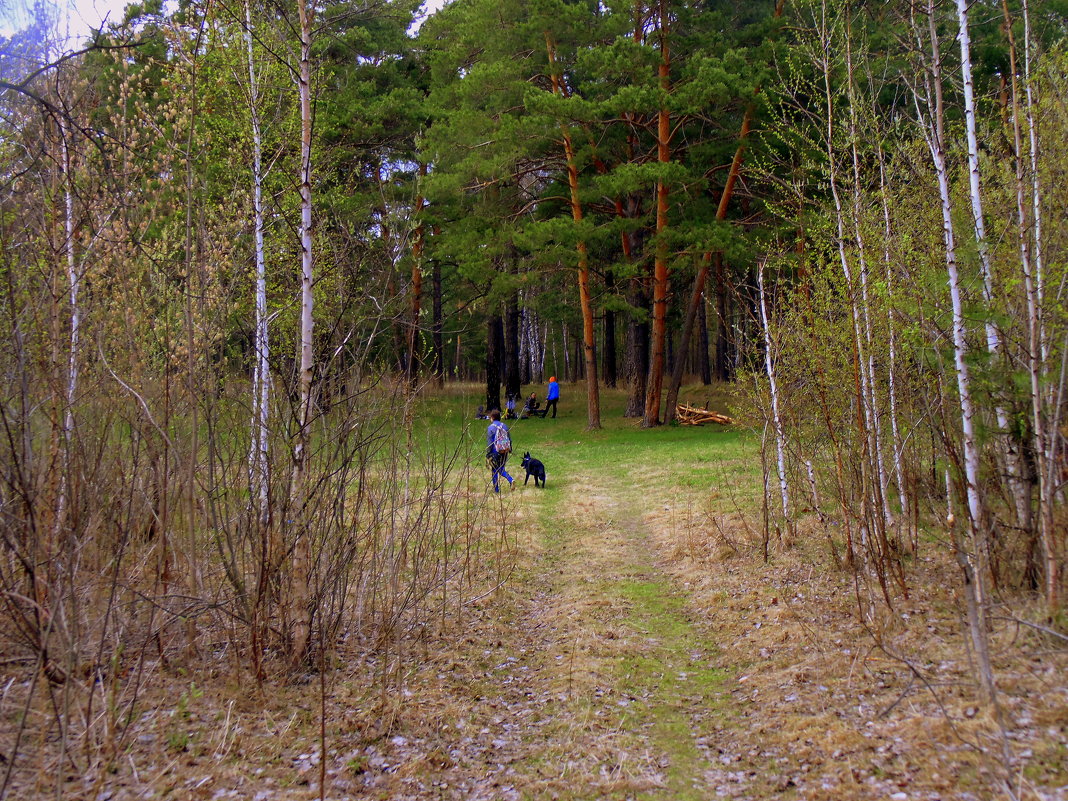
[486,409,514,492]
[545,376,560,419]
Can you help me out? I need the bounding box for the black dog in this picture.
[520,452,546,487]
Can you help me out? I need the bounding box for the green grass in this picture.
[610,579,727,800]
[411,381,761,514]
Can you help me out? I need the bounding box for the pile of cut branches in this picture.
[676,403,733,426]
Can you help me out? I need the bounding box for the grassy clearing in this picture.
[424,381,756,501]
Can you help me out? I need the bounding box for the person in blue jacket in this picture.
[545,376,560,418]
[486,410,514,492]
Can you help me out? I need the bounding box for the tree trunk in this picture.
[643,0,671,428]
[757,263,790,523]
[289,0,315,666]
[486,314,502,413]
[819,7,879,579]
[955,0,1032,550]
[432,254,443,386]
[714,255,731,382]
[407,163,428,385]
[562,321,572,382]
[915,0,996,702]
[873,143,909,542]
[624,276,650,417]
[505,292,521,403]
[698,292,711,385]
[604,269,617,388]
[57,116,77,557]
[245,0,270,531]
[1023,0,1059,610]
[546,30,600,429]
[1004,0,1058,610]
[843,16,894,559]
[181,11,209,659]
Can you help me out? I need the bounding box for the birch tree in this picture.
[1002,0,1058,611]
[288,0,316,664]
[244,0,271,530]
[910,0,997,703]
[757,261,790,525]
[955,0,1032,540]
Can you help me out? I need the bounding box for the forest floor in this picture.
[7,386,1067,800]
[322,388,1066,801]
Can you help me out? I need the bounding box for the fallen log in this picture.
[676,403,733,426]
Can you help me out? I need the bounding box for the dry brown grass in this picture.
[642,496,1068,801]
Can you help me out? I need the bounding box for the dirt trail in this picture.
[350,469,742,800]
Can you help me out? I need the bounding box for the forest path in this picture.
[363,458,750,801]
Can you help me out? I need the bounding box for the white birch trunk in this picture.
[805,459,822,521]
[917,5,982,553]
[1013,0,1058,609]
[290,0,315,663]
[956,0,996,353]
[956,0,1031,536]
[1022,0,1047,367]
[245,0,270,526]
[757,262,790,523]
[945,468,954,525]
[876,151,908,527]
[56,119,78,540]
[914,0,997,702]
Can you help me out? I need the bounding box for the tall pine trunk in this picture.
[624,274,649,417]
[546,31,600,428]
[665,102,752,421]
[604,270,617,388]
[643,0,672,427]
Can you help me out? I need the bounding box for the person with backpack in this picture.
[485,409,514,492]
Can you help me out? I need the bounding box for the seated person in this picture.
[523,392,548,418]
[474,404,488,420]
[505,395,517,419]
